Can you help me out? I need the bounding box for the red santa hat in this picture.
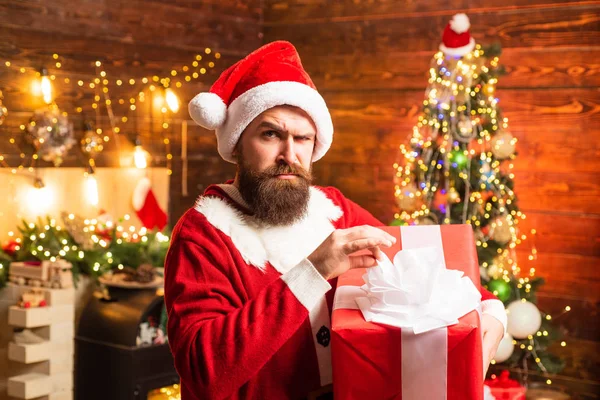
[188,41,333,164]
[439,13,476,57]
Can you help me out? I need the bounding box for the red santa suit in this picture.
[164,183,506,400]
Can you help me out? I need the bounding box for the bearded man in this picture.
[164,41,506,400]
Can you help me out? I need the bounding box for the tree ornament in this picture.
[490,130,515,159]
[482,83,495,96]
[492,216,512,244]
[479,161,494,189]
[2,240,19,257]
[455,115,476,143]
[26,107,75,167]
[80,122,104,159]
[486,263,501,279]
[433,190,448,211]
[493,332,515,363]
[507,300,542,339]
[0,90,7,126]
[450,149,468,168]
[487,278,511,302]
[448,187,461,203]
[396,184,419,212]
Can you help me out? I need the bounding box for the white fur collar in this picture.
[194,186,343,273]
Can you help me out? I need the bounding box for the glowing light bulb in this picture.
[165,87,180,112]
[40,69,53,104]
[26,177,53,216]
[85,171,99,206]
[133,138,149,169]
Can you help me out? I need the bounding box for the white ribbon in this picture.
[355,246,481,334]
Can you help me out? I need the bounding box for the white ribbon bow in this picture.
[355,246,481,334]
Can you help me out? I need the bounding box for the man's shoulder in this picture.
[312,185,347,205]
[172,198,229,242]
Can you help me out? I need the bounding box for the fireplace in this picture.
[75,287,179,400]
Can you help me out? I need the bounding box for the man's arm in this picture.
[164,235,330,399]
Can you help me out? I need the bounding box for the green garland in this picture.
[0,213,170,289]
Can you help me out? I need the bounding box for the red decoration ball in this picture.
[39,300,47,307]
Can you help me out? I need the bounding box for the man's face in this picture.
[233,106,317,226]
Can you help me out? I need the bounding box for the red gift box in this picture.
[331,225,484,400]
[485,371,526,400]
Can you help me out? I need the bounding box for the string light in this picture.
[0,49,221,173]
[133,137,150,169]
[164,87,180,113]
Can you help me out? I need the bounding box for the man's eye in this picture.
[263,130,278,138]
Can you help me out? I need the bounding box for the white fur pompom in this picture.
[188,92,227,130]
[450,13,471,34]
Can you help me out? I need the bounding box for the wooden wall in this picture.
[262,0,600,394]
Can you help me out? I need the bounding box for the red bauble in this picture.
[2,240,19,256]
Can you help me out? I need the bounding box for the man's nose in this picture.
[277,137,297,166]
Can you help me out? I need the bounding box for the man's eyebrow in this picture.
[257,121,286,132]
[257,121,316,138]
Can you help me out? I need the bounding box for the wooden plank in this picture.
[168,158,236,222]
[514,171,600,214]
[537,294,600,343]
[515,251,599,301]
[263,6,600,55]
[0,24,250,81]
[146,0,262,15]
[0,0,261,52]
[518,211,600,258]
[264,0,593,23]
[305,48,600,91]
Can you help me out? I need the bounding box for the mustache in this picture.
[262,163,311,180]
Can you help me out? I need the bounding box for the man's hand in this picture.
[308,225,396,280]
[482,314,505,377]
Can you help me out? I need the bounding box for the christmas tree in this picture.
[392,14,565,377]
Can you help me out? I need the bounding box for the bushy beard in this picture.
[237,159,312,227]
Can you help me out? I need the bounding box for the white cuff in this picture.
[281,258,332,311]
[482,299,507,334]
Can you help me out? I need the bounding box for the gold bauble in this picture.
[492,216,512,244]
[490,130,516,159]
[448,187,460,203]
[482,84,495,96]
[487,263,501,279]
[396,184,419,212]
